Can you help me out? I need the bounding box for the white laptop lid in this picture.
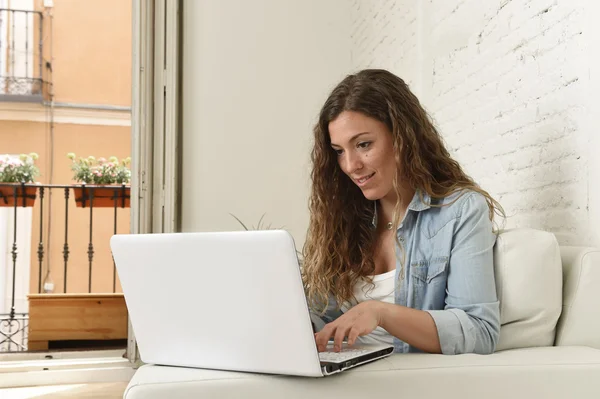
[110,230,323,377]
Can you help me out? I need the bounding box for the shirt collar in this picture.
[407,189,431,212]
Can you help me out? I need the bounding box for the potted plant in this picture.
[68,153,132,208]
[230,213,303,266]
[0,153,40,207]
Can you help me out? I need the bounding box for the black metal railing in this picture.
[0,8,47,100]
[0,313,28,352]
[0,183,130,352]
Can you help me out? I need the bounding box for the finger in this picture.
[314,331,325,352]
[315,325,334,352]
[313,331,323,348]
[347,326,361,346]
[333,324,348,352]
[315,325,333,350]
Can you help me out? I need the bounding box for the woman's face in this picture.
[328,111,397,201]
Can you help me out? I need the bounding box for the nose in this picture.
[341,151,363,175]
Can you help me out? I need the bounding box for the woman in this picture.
[303,69,504,355]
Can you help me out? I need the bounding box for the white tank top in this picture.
[340,269,396,345]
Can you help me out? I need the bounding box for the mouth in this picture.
[354,172,375,186]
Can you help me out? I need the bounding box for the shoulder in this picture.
[430,189,488,218]
[439,189,488,216]
[419,189,489,239]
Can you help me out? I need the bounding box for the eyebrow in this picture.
[330,132,371,147]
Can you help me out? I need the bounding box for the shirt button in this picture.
[399,236,405,242]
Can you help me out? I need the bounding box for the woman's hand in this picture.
[314,300,382,352]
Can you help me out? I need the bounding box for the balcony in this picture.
[0,8,49,102]
[0,183,130,352]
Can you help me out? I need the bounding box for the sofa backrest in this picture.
[493,228,563,351]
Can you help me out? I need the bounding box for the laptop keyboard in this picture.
[318,348,370,363]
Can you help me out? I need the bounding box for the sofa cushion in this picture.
[124,347,600,399]
[493,228,562,351]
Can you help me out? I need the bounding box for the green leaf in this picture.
[229,213,249,230]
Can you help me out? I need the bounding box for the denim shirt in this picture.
[311,189,500,355]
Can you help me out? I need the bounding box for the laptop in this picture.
[110,229,394,377]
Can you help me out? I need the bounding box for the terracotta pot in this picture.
[72,185,130,208]
[0,184,37,207]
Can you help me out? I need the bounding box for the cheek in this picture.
[369,150,388,170]
[386,158,397,178]
[376,151,397,180]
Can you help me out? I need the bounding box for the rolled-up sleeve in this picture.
[309,295,343,332]
[426,193,500,355]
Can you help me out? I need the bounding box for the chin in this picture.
[360,189,383,201]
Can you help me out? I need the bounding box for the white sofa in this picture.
[123,228,600,398]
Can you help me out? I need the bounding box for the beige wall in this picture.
[181,0,352,250]
[0,120,130,294]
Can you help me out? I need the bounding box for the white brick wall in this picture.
[351,0,598,246]
[350,0,420,89]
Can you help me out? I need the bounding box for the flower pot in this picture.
[0,184,37,207]
[72,185,130,208]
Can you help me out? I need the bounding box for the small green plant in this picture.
[229,213,303,261]
[67,153,131,184]
[229,213,280,231]
[0,153,40,183]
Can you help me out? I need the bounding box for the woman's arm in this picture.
[423,193,500,355]
[377,303,441,353]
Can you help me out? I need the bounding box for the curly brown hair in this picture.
[302,69,504,314]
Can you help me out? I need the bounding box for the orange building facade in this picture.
[0,0,132,307]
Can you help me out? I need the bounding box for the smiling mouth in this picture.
[355,172,375,185]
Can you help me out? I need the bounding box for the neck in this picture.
[378,185,415,229]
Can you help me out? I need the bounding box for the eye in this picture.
[333,148,344,156]
[357,141,371,149]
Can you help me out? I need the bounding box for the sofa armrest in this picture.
[555,246,600,349]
